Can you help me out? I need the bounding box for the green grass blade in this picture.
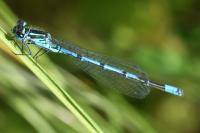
[0,26,103,133]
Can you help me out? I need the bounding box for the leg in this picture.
[22,40,32,55]
[34,49,50,62]
[14,43,26,55]
[5,33,28,55]
[5,33,15,41]
[33,48,43,58]
[13,40,32,56]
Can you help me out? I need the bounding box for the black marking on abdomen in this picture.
[77,54,82,60]
[100,63,105,68]
[122,71,127,77]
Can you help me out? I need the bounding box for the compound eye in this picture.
[17,19,27,27]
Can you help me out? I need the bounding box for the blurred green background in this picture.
[0,0,200,132]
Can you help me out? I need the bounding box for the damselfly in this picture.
[11,20,184,98]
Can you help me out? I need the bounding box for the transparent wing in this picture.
[59,40,151,98]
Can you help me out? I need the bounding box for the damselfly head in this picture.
[12,19,27,39]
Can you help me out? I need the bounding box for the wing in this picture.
[59,40,151,98]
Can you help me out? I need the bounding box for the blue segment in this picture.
[81,57,101,66]
[31,38,53,51]
[32,38,46,44]
[165,85,183,96]
[60,47,78,57]
[104,64,123,74]
[126,73,140,80]
[29,32,45,36]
